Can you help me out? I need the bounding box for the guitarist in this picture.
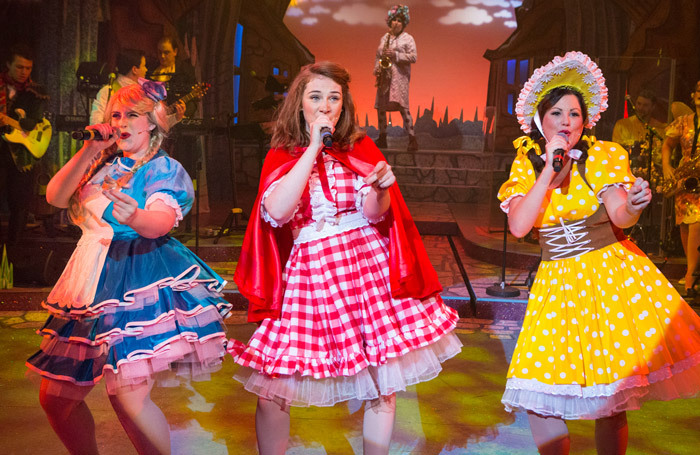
[149,35,198,118]
[149,35,201,231]
[0,43,48,244]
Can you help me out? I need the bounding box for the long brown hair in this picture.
[271,61,364,151]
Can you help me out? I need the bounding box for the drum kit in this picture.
[625,129,683,256]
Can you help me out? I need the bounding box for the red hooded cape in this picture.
[234,135,442,322]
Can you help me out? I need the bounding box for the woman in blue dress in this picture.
[26,81,231,455]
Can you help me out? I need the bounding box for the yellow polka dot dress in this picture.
[497,138,700,419]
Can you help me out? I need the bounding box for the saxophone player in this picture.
[374,4,417,151]
[661,80,700,298]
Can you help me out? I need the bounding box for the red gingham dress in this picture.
[234,153,461,407]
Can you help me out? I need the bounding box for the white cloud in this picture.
[511,1,523,7]
[504,20,517,28]
[439,6,493,25]
[332,4,386,26]
[467,0,511,7]
[286,7,304,17]
[302,17,319,25]
[493,9,512,18]
[310,5,331,14]
[431,0,456,6]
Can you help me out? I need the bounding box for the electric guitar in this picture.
[1,110,52,171]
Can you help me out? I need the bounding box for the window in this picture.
[233,23,244,124]
[505,58,530,117]
[519,59,529,86]
[506,59,516,85]
[507,93,514,115]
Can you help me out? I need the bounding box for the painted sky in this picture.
[284,0,522,128]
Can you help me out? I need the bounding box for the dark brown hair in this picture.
[637,88,657,104]
[6,43,34,64]
[270,61,364,151]
[158,36,179,52]
[116,49,146,76]
[527,87,590,172]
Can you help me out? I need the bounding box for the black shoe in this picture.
[407,134,418,151]
[684,288,696,302]
[375,134,387,148]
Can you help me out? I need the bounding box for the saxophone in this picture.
[375,34,392,91]
[661,153,700,197]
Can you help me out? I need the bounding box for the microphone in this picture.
[552,132,567,172]
[71,128,115,141]
[625,94,637,117]
[320,126,333,147]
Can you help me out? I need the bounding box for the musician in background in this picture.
[612,89,666,188]
[662,80,700,298]
[374,4,417,151]
[0,43,48,244]
[90,49,149,125]
[150,36,197,118]
[149,36,199,186]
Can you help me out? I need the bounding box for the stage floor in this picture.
[3,311,700,454]
[1,201,697,454]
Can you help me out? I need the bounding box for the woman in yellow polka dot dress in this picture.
[498,51,700,454]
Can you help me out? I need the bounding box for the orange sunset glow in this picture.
[284,0,520,128]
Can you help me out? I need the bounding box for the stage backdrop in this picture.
[283,0,519,133]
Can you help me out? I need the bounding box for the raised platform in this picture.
[378,146,503,204]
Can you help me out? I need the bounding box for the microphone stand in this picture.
[195,156,201,255]
[639,126,655,254]
[642,123,665,256]
[214,113,245,244]
[486,212,521,298]
[626,97,663,254]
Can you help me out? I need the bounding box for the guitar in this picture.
[1,110,52,170]
[166,83,210,130]
[170,82,210,113]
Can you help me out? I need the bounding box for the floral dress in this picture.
[27,151,231,397]
[497,138,700,419]
[374,31,416,110]
[665,114,700,224]
[234,151,461,407]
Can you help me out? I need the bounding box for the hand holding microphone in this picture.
[320,126,333,148]
[308,114,334,150]
[71,125,117,141]
[72,124,119,157]
[551,132,568,173]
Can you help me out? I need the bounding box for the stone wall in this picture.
[384,148,498,203]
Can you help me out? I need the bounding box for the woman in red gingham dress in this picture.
[231,62,461,455]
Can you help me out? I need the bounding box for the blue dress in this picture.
[27,151,231,395]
